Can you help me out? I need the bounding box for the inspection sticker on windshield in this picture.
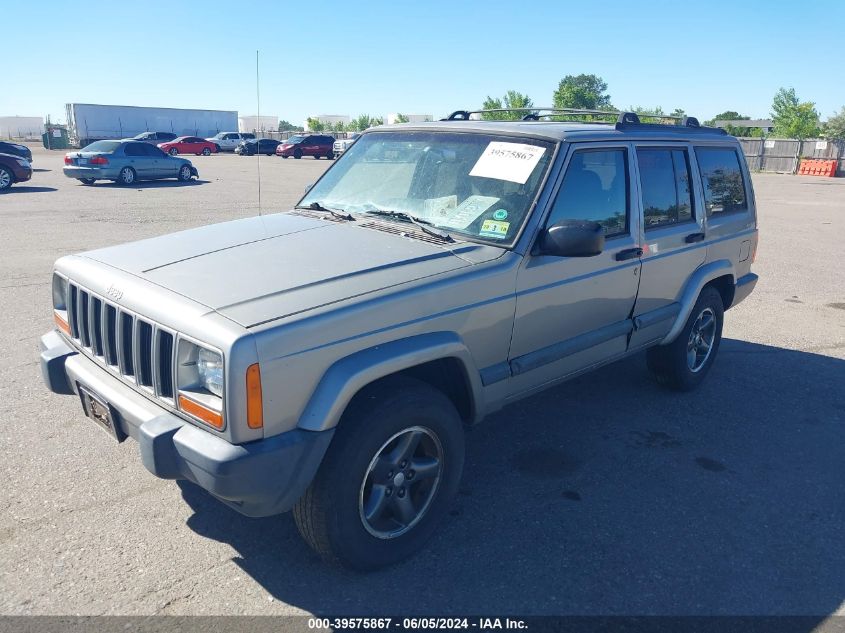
[469,142,546,184]
[479,219,510,239]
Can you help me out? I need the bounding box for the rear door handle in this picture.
[685,232,705,243]
[615,247,643,261]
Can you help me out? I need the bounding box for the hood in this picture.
[81,213,504,328]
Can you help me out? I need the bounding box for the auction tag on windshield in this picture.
[469,142,546,184]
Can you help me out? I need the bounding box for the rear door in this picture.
[507,144,642,397]
[123,142,150,178]
[629,144,706,348]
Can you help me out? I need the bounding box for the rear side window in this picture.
[123,143,145,157]
[548,148,629,237]
[695,147,747,216]
[637,148,693,229]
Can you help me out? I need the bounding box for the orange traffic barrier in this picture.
[798,158,837,177]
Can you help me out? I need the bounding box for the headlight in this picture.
[197,347,224,397]
[16,158,30,168]
[52,273,70,334]
[176,339,224,429]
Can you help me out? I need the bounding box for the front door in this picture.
[507,144,642,398]
[628,144,706,349]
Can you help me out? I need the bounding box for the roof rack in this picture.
[441,108,725,134]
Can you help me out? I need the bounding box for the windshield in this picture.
[131,133,151,140]
[81,140,122,153]
[285,136,305,144]
[300,131,554,245]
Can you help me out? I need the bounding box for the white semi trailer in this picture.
[65,103,238,147]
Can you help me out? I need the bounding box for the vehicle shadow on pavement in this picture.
[94,180,210,189]
[1,186,58,194]
[178,338,845,616]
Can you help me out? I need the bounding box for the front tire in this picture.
[201,147,211,156]
[0,166,12,191]
[326,150,334,159]
[293,377,465,570]
[647,286,724,391]
[177,164,192,181]
[117,166,136,186]
[293,149,302,159]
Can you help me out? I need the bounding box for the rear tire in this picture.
[117,166,136,186]
[168,148,179,156]
[293,377,465,571]
[647,286,724,391]
[201,147,211,156]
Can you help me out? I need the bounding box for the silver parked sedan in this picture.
[63,140,198,186]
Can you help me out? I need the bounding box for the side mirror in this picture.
[539,219,605,257]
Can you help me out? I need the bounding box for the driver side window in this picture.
[547,148,629,237]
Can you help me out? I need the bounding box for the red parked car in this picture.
[158,136,219,156]
[275,134,335,159]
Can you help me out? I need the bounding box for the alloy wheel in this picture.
[687,307,716,372]
[358,426,443,539]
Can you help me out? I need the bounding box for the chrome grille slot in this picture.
[68,284,79,338]
[135,320,154,390]
[104,305,118,366]
[78,290,91,348]
[156,330,174,399]
[60,281,181,407]
[90,297,104,356]
[118,311,135,376]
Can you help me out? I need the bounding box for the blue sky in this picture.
[4,0,844,125]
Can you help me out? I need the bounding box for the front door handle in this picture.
[615,247,643,261]
[685,232,705,243]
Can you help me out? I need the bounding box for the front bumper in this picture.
[40,330,333,517]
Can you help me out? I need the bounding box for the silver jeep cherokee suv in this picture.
[40,109,758,569]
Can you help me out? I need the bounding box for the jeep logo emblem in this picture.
[106,285,123,300]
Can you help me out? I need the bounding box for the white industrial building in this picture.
[239,115,279,133]
[386,113,434,124]
[0,116,44,139]
[304,114,350,130]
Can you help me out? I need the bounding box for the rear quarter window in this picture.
[695,147,748,216]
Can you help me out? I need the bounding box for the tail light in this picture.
[64,156,72,165]
[89,156,109,165]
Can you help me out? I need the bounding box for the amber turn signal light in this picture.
[179,394,224,430]
[246,363,263,429]
[54,311,70,335]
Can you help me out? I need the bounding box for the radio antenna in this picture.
[256,49,262,216]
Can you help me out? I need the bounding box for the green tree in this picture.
[821,106,845,140]
[481,90,534,120]
[306,117,325,132]
[552,74,611,110]
[278,119,303,132]
[771,87,820,139]
[394,113,409,123]
[348,114,382,131]
[670,108,686,118]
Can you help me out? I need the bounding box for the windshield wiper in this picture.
[364,209,454,242]
[296,201,355,221]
